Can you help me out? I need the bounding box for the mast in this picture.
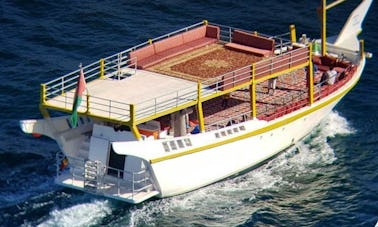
[320,0,347,56]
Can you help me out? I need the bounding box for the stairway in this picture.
[84,160,104,192]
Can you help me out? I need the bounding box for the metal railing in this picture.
[206,110,252,131]
[42,21,309,124]
[57,155,155,200]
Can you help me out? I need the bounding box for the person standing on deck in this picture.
[268,77,277,94]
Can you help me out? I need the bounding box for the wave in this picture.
[37,200,111,227]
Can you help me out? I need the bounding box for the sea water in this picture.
[1,1,377,226]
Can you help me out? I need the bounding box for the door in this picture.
[107,145,126,178]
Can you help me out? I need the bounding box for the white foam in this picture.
[126,111,355,226]
[38,200,111,227]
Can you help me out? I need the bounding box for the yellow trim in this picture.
[197,82,205,132]
[148,39,153,45]
[290,24,297,43]
[150,69,362,164]
[203,20,208,25]
[99,59,105,79]
[308,45,314,105]
[40,103,129,125]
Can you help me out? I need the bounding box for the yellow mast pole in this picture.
[321,0,347,56]
[250,64,257,119]
[321,0,327,56]
[308,45,314,105]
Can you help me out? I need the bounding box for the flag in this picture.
[70,65,86,128]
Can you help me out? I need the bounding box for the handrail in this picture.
[42,21,309,125]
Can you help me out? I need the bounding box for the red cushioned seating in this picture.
[225,30,275,57]
[129,25,220,69]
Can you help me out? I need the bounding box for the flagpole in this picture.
[70,63,87,128]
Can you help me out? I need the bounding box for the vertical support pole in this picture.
[99,58,105,79]
[290,24,297,43]
[39,84,50,118]
[250,64,257,119]
[40,84,46,105]
[39,105,50,118]
[308,45,314,105]
[359,39,365,59]
[130,104,142,140]
[197,81,205,132]
[86,94,90,114]
[321,0,327,56]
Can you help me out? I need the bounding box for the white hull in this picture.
[140,58,364,197]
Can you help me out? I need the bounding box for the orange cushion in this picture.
[182,26,207,43]
[154,34,184,53]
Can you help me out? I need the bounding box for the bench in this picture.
[129,25,220,69]
[313,55,350,73]
[225,30,275,57]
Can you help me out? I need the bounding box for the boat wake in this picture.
[124,111,355,226]
[38,200,112,227]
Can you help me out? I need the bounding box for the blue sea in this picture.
[1,0,377,226]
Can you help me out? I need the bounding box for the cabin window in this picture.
[184,138,192,146]
[215,132,220,138]
[239,125,246,131]
[221,131,226,137]
[233,127,239,133]
[170,141,177,150]
[227,129,233,135]
[177,140,184,148]
[162,142,170,152]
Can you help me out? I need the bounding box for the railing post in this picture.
[308,44,314,105]
[197,81,205,132]
[61,77,65,95]
[130,104,142,140]
[86,93,90,114]
[290,24,297,43]
[203,19,208,25]
[99,58,105,79]
[40,84,46,105]
[359,39,365,59]
[250,64,257,119]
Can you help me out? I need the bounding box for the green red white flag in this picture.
[70,66,86,128]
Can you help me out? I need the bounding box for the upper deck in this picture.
[40,21,359,129]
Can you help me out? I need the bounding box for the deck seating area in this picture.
[129,25,220,69]
[225,30,275,57]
